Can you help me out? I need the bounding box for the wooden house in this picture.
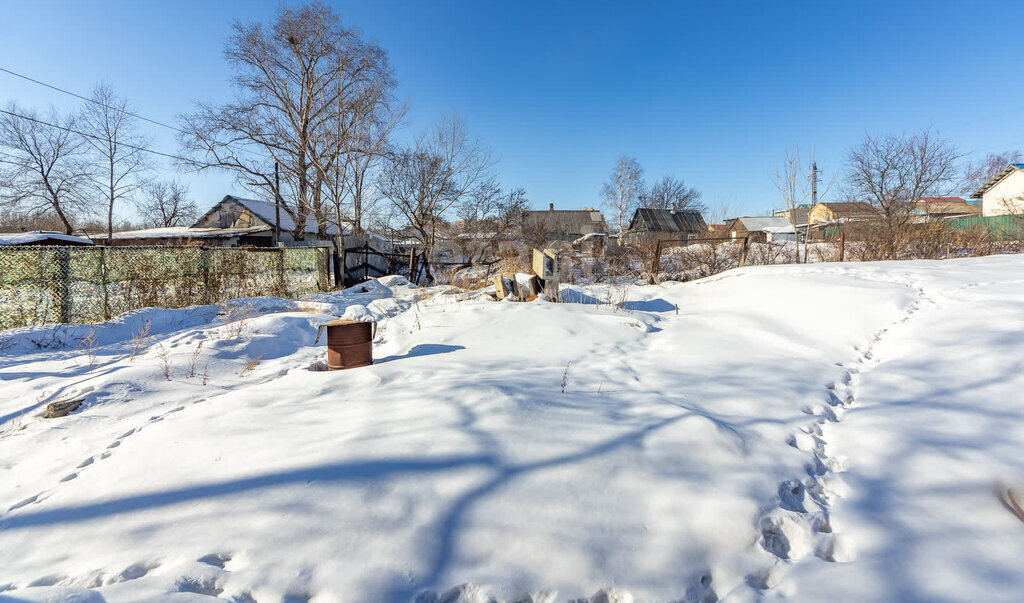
[620,208,707,245]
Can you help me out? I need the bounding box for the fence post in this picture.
[99,246,110,320]
[54,247,71,323]
[200,247,211,305]
[408,247,416,283]
[839,232,846,262]
[363,243,369,282]
[277,248,287,296]
[738,236,750,267]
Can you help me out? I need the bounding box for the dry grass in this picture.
[239,354,263,377]
[156,343,172,381]
[79,326,99,369]
[128,320,151,362]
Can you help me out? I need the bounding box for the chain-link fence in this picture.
[0,245,329,329]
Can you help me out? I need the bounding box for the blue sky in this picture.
[2,0,1023,220]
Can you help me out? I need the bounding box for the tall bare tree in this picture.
[137,180,198,228]
[639,175,704,213]
[0,103,90,234]
[378,115,493,280]
[79,83,152,242]
[449,184,527,264]
[601,155,644,235]
[845,129,964,258]
[179,3,394,245]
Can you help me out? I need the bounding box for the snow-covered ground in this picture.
[1,257,1023,602]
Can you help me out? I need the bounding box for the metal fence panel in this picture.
[0,245,327,330]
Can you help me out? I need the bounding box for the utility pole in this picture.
[274,161,281,246]
[811,161,819,206]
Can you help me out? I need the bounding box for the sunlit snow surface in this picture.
[2,259,1023,602]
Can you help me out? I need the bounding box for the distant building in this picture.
[620,208,707,245]
[807,202,878,225]
[912,198,981,221]
[521,204,608,244]
[193,195,342,246]
[773,204,810,225]
[970,164,1024,216]
[725,216,795,243]
[0,231,94,246]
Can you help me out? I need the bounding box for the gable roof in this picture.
[522,208,607,235]
[730,216,794,232]
[195,195,344,235]
[971,163,1024,199]
[912,200,981,216]
[627,208,707,234]
[815,201,878,218]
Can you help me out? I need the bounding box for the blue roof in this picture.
[1012,163,1024,170]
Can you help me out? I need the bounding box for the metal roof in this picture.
[732,216,795,232]
[628,208,707,234]
[971,164,1024,199]
[196,195,345,235]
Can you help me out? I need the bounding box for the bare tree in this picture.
[772,147,834,263]
[79,83,152,242]
[180,3,394,244]
[639,175,704,213]
[449,184,527,264]
[965,150,1023,194]
[601,155,644,234]
[845,129,964,258]
[0,103,90,234]
[137,180,198,227]
[378,115,493,280]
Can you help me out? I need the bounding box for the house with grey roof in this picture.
[521,204,608,245]
[621,208,707,245]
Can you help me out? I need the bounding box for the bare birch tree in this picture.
[965,150,1022,194]
[79,82,152,242]
[845,129,963,258]
[601,155,644,234]
[0,103,90,234]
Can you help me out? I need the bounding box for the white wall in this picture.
[983,170,1024,216]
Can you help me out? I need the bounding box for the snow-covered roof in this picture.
[216,195,344,235]
[0,231,94,246]
[89,227,267,241]
[732,216,795,232]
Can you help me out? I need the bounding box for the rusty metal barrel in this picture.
[315,319,375,370]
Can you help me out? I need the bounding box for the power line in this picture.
[0,65,188,136]
[0,107,193,163]
[0,65,267,163]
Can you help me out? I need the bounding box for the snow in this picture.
[0,232,94,246]
[2,256,1024,601]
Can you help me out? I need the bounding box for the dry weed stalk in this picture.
[128,320,151,361]
[79,326,99,369]
[155,343,172,381]
[239,355,263,377]
[188,340,204,378]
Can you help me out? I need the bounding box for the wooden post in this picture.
[277,248,287,296]
[200,247,211,305]
[738,236,750,267]
[363,242,369,282]
[650,239,664,285]
[408,247,416,283]
[839,232,846,262]
[99,246,110,320]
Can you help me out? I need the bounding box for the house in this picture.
[521,204,608,244]
[912,198,981,221]
[620,208,707,245]
[725,216,796,243]
[970,164,1024,216]
[0,231,94,246]
[807,202,878,225]
[773,204,810,225]
[193,195,342,247]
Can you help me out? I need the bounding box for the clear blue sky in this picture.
[2,0,1023,220]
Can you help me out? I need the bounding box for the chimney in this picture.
[549,203,554,211]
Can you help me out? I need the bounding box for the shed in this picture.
[621,208,707,245]
[0,232,94,246]
[970,164,1024,217]
[725,216,796,243]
